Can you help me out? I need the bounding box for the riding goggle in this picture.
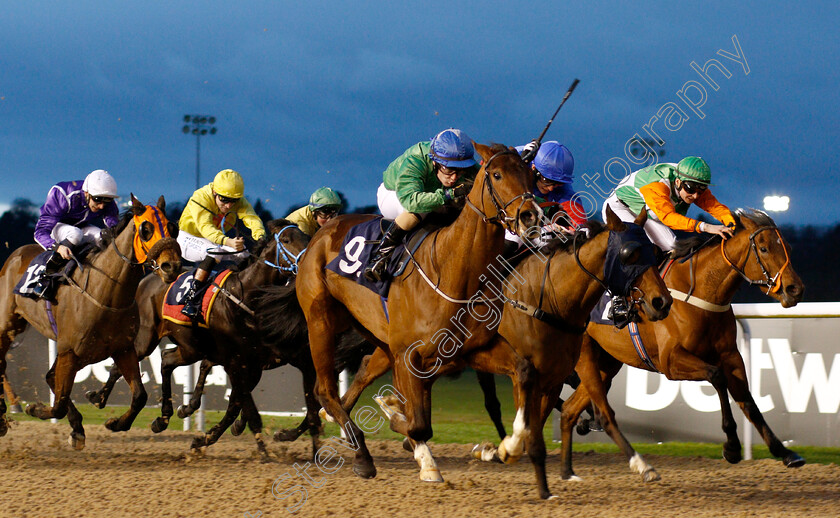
[217,194,241,204]
[90,195,113,204]
[679,180,707,195]
[313,208,338,219]
[536,172,562,186]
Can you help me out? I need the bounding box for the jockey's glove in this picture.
[521,139,540,163]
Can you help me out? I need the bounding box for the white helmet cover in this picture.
[82,169,119,198]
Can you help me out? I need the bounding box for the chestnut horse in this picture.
[560,208,805,480]
[0,195,180,447]
[297,143,541,481]
[341,207,673,498]
[90,219,312,458]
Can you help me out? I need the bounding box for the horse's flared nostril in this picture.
[651,296,669,313]
[785,284,801,298]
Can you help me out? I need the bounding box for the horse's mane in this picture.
[671,208,776,259]
[80,210,135,264]
[252,279,373,370]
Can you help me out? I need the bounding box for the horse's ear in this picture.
[605,205,627,232]
[157,195,166,212]
[473,141,490,162]
[131,193,145,216]
[633,207,648,226]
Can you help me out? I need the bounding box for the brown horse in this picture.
[0,195,180,447]
[342,207,672,498]
[560,208,805,481]
[106,219,311,458]
[297,142,541,480]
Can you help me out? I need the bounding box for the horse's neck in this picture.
[84,224,141,303]
[233,256,282,293]
[670,236,748,305]
[429,207,506,297]
[533,232,609,320]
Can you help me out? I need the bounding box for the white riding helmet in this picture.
[82,169,119,198]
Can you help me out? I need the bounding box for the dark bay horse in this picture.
[560,208,805,480]
[0,195,180,447]
[297,142,541,481]
[341,207,673,498]
[92,219,312,458]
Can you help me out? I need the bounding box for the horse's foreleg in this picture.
[662,346,743,464]
[238,390,269,461]
[41,361,86,449]
[476,370,507,440]
[339,347,391,416]
[177,359,213,419]
[104,347,147,432]
[722,350,805,467]
[26,351,80,424]
[192,385,243,453]
[575,338,659,482]
[152,345,199,433]
[85,364,123,409]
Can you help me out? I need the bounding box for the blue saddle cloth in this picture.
[325,218,427,298]
[13,250,83,299]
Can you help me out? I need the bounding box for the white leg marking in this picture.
[414,441,443,482]
[498,408,526,464]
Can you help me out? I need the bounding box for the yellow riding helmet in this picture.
[213,169,245,198]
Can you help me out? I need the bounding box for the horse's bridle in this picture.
[464,150,536,235]
[720,225,790,294]
[263,224,307,276]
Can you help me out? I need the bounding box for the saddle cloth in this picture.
[325,218,430,298]
[13,248,89,299]
[162,268,233,328]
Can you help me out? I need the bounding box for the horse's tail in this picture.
[334,330,375,373]
[252,280,308,354]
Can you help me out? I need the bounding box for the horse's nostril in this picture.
[652,297,666,311]
[785,284,801,297]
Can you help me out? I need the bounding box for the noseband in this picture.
[720,225,790,294]
[464,149,535,234]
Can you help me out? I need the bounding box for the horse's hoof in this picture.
[471,442,498,462]
[419,468,444,483]
[783,452,806,468]
[723,447,742,464]
[104,418,121,432]
[546,495,559,501]
[318,408,335,424]
[642,468,661,482]
[150,417,170,434]
[402,437,413,453]
[68,432,86,450]
[84,390,104,408]
[176,405,192,419]
[352,461,377,479]
[576,419,591,436]
[562,474,583,482]
[273,429,299,442]
[496,439,522,465]
[24,403,40,418]
[8,404,23,414]
[230,419,246,436]
[190,436,206,451]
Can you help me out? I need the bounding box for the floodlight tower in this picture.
[182,115,218,189]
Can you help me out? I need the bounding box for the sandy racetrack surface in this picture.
[1,420,839,517]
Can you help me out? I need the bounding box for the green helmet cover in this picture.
[309,187,341,209]
[676,156,712,185]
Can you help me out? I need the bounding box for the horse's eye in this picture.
[759,246,768,253]
[493,172,501,180]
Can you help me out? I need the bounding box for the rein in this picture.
[720,225,790,294]
[464,150,535,234]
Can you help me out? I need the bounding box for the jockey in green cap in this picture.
[603,156,735,252]
[286,187,342,236]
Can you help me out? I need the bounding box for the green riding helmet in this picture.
[676,156,712,185]
[309,187,342,210]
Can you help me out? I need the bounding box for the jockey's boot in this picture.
[32,250,68,300]
[180,275,210,321]
[363,222,408,283]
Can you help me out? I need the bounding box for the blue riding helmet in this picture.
[533,141,574,183]
[428,128,477,168]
